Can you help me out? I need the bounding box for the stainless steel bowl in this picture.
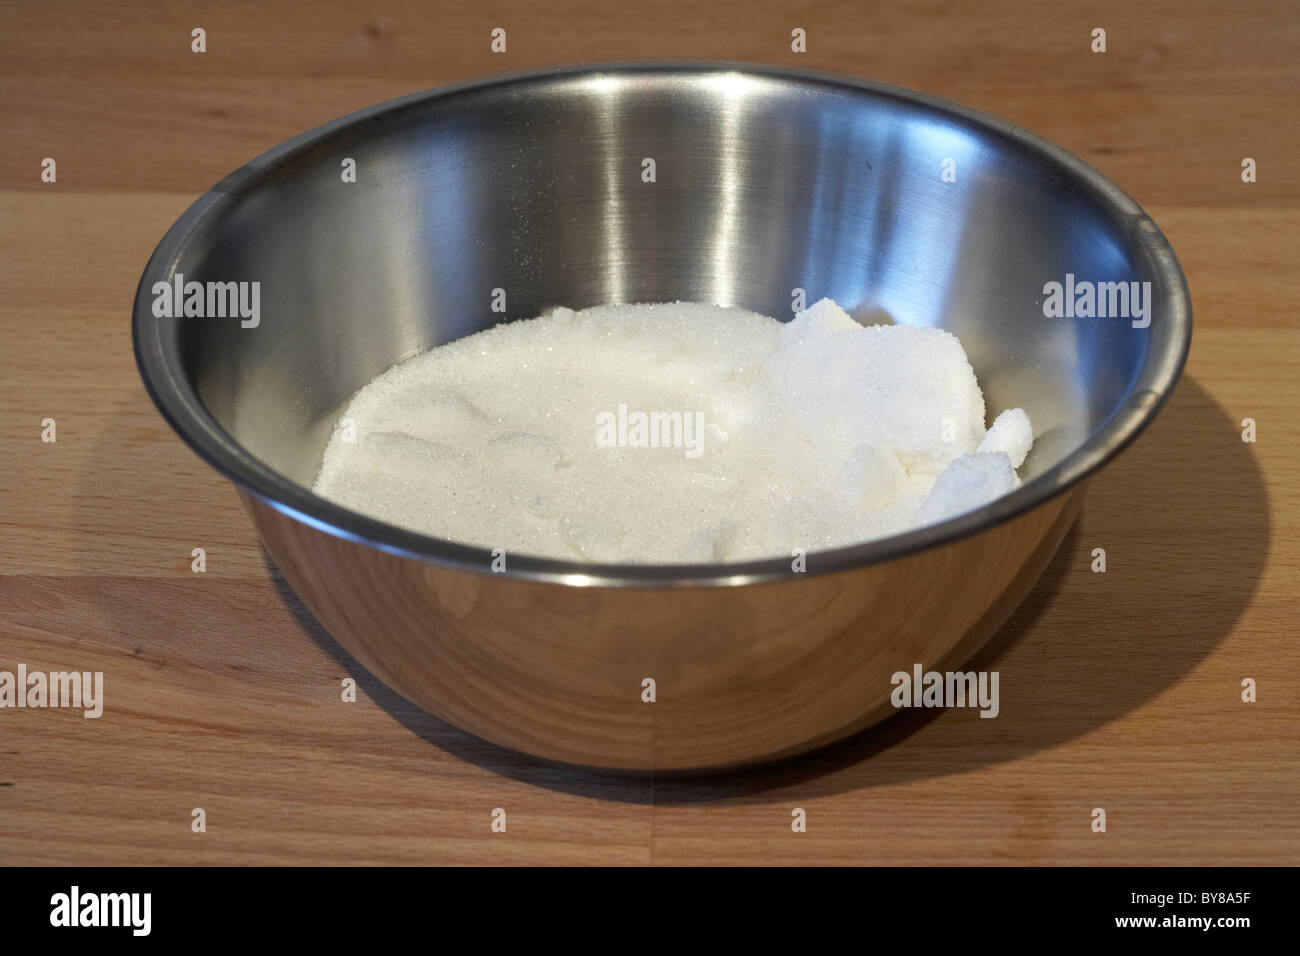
[133,62,1191,772]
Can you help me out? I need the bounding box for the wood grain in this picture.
[1,0,1297,864]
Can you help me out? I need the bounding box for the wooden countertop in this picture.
[2,0,1296,864]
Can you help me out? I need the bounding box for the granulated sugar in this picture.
[312,298,1033,563]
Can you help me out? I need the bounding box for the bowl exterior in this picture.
[243,484,1083,772]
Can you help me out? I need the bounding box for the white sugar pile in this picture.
[313,298,1033,563]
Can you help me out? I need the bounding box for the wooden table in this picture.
[2,0,1296,865]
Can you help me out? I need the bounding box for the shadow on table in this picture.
[266,375,1269,804]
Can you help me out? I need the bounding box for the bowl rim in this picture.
[132,59,1193,588]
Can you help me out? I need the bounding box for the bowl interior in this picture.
[158,66,1173,519]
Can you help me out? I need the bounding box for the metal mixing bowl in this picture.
[132,62,1191,772]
